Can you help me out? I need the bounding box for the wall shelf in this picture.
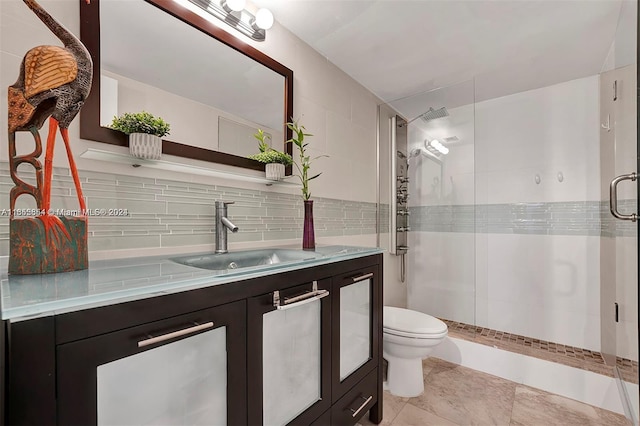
[79,149,299,187]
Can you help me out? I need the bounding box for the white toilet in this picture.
[383,306,448,397]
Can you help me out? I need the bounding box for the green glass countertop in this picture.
[0,245,382,321]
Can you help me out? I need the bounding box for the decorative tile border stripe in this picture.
[0,165,376,254]
[601,200,637,238]
[443,319,638,384]
[409,201,637,237]
[379,203,390,234]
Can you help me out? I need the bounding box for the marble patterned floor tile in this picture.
[422,357,436,378]
[391,403,457,426]
[359,391,410,426]
[510,385,630,426]
[409,358,517,425]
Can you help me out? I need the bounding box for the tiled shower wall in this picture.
[409,201,637,237]
[406,75,615,355]
[0,164,377,255]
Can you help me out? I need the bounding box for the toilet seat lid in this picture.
[383,306,448,336]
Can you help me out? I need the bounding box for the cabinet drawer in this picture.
[331,369,378,426]
[310,409,331,426]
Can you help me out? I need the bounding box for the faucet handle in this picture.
[215,200,235,208]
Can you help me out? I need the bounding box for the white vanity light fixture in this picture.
[221,0,245,12]
[184,0,274,41]
[252,8,274,30]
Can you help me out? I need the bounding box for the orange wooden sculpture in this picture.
[7,0,92,274]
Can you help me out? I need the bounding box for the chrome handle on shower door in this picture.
[609,172,637,221]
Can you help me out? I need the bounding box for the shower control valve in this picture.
[396,226,411,232]
[397,177,409,184]
[397,209,410,216]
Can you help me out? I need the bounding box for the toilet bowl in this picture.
[383,306,448,397]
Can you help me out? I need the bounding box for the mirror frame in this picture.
[79,0,294,173]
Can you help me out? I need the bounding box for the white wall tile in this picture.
[294,95,328,154]
[486,234,600,315]
[474,76,600,202]
[407,231,476,324]
[616,236,638,361]
[383,253,407,308]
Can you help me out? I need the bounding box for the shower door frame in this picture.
[636,3,640,415]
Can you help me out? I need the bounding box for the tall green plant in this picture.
[287,120,327,201]
[254,129,271,153]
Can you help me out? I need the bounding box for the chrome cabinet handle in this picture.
[350,395,373,417]
[609,172,637,222]
[138,322,214,348]
[273,281,329,310]
[352,272,373,283]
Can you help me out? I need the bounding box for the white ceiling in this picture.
[252,0,624,105]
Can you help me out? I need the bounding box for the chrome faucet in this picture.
[215,201,239,254]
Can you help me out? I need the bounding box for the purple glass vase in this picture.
[302,199,315,250]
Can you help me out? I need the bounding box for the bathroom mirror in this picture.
[79,0,293,172]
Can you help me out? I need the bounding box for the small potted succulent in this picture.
[110,111,170,160]
[248,129,293,180]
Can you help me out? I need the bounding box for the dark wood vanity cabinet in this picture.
[331,265,382,424]
[247,279,332,425]
[3,253,382,426]
[57,301,248,425]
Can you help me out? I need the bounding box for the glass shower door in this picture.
[385,80,477,326]
[600,62,638,422]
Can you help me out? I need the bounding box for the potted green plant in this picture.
[287,119,327,250]
[248,129,293,181]
[110,111,170,160]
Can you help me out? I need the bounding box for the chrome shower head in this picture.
[418,107,449,122]
[400,107,450,127]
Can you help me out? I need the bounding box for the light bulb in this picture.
[223,0,245,12]
[254,8,274,30]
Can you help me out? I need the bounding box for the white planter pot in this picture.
[265,163,285,181]
[129,133,162,160]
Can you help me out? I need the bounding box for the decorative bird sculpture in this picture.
[7,0,92,274]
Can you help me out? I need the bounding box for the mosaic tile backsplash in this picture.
[409,201,637,237]
[0,165,377,255]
